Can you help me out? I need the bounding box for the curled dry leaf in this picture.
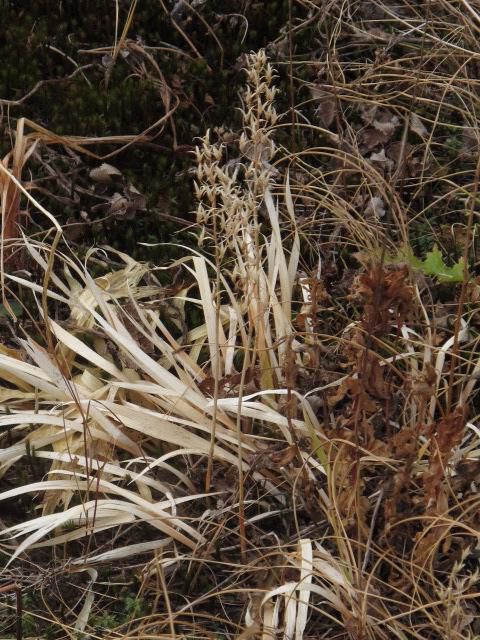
[108,192,129,217]
[365,196,386,219]
[410,112,428,138]
[360,128,390,152]
[89,162,123,184]
[359,106,400,152]
[92,185,146,220]
[369,148,394,171]
[373,110,400,135]
[386,141,423,177]
[124,183,147,219]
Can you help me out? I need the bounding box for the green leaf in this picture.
[0,300,23,318]
[421,247,465,283]
[386,246,466,283]
[386,247,421,269]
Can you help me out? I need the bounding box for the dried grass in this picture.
[0,3,480,639]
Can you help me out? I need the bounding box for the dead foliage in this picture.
[1,3,480,640]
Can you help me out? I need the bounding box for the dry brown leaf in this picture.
[386,141,422,177]
[370,149,393,168]
[349,265,413,335]
[108,192,129,216]
[311,85,337,128]
[359,107,399,152]
[124,183,146,219]
[359,128,389,152]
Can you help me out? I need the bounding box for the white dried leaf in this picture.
[410,113,428,138]
[373,114,399,134]
[365,196,386,219]
[369,149,394,170]
[108,192,128,216]
[89,163,123,184]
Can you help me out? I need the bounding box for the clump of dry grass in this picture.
[0,49,323,638]
[1,4,480,639]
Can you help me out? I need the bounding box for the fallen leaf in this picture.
[108,192,129,217]
[369,148,394,171]
[89,163,123,184]
[311,85,337,128]
[365,196,386,219]
[410,113,428,138]
[373,110,399,135]
[386,141,422,177]
[124,184,147,219]
[359,128,388,152]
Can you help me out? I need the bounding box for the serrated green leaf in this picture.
[422,247,465,283]
[386,246,466,283]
